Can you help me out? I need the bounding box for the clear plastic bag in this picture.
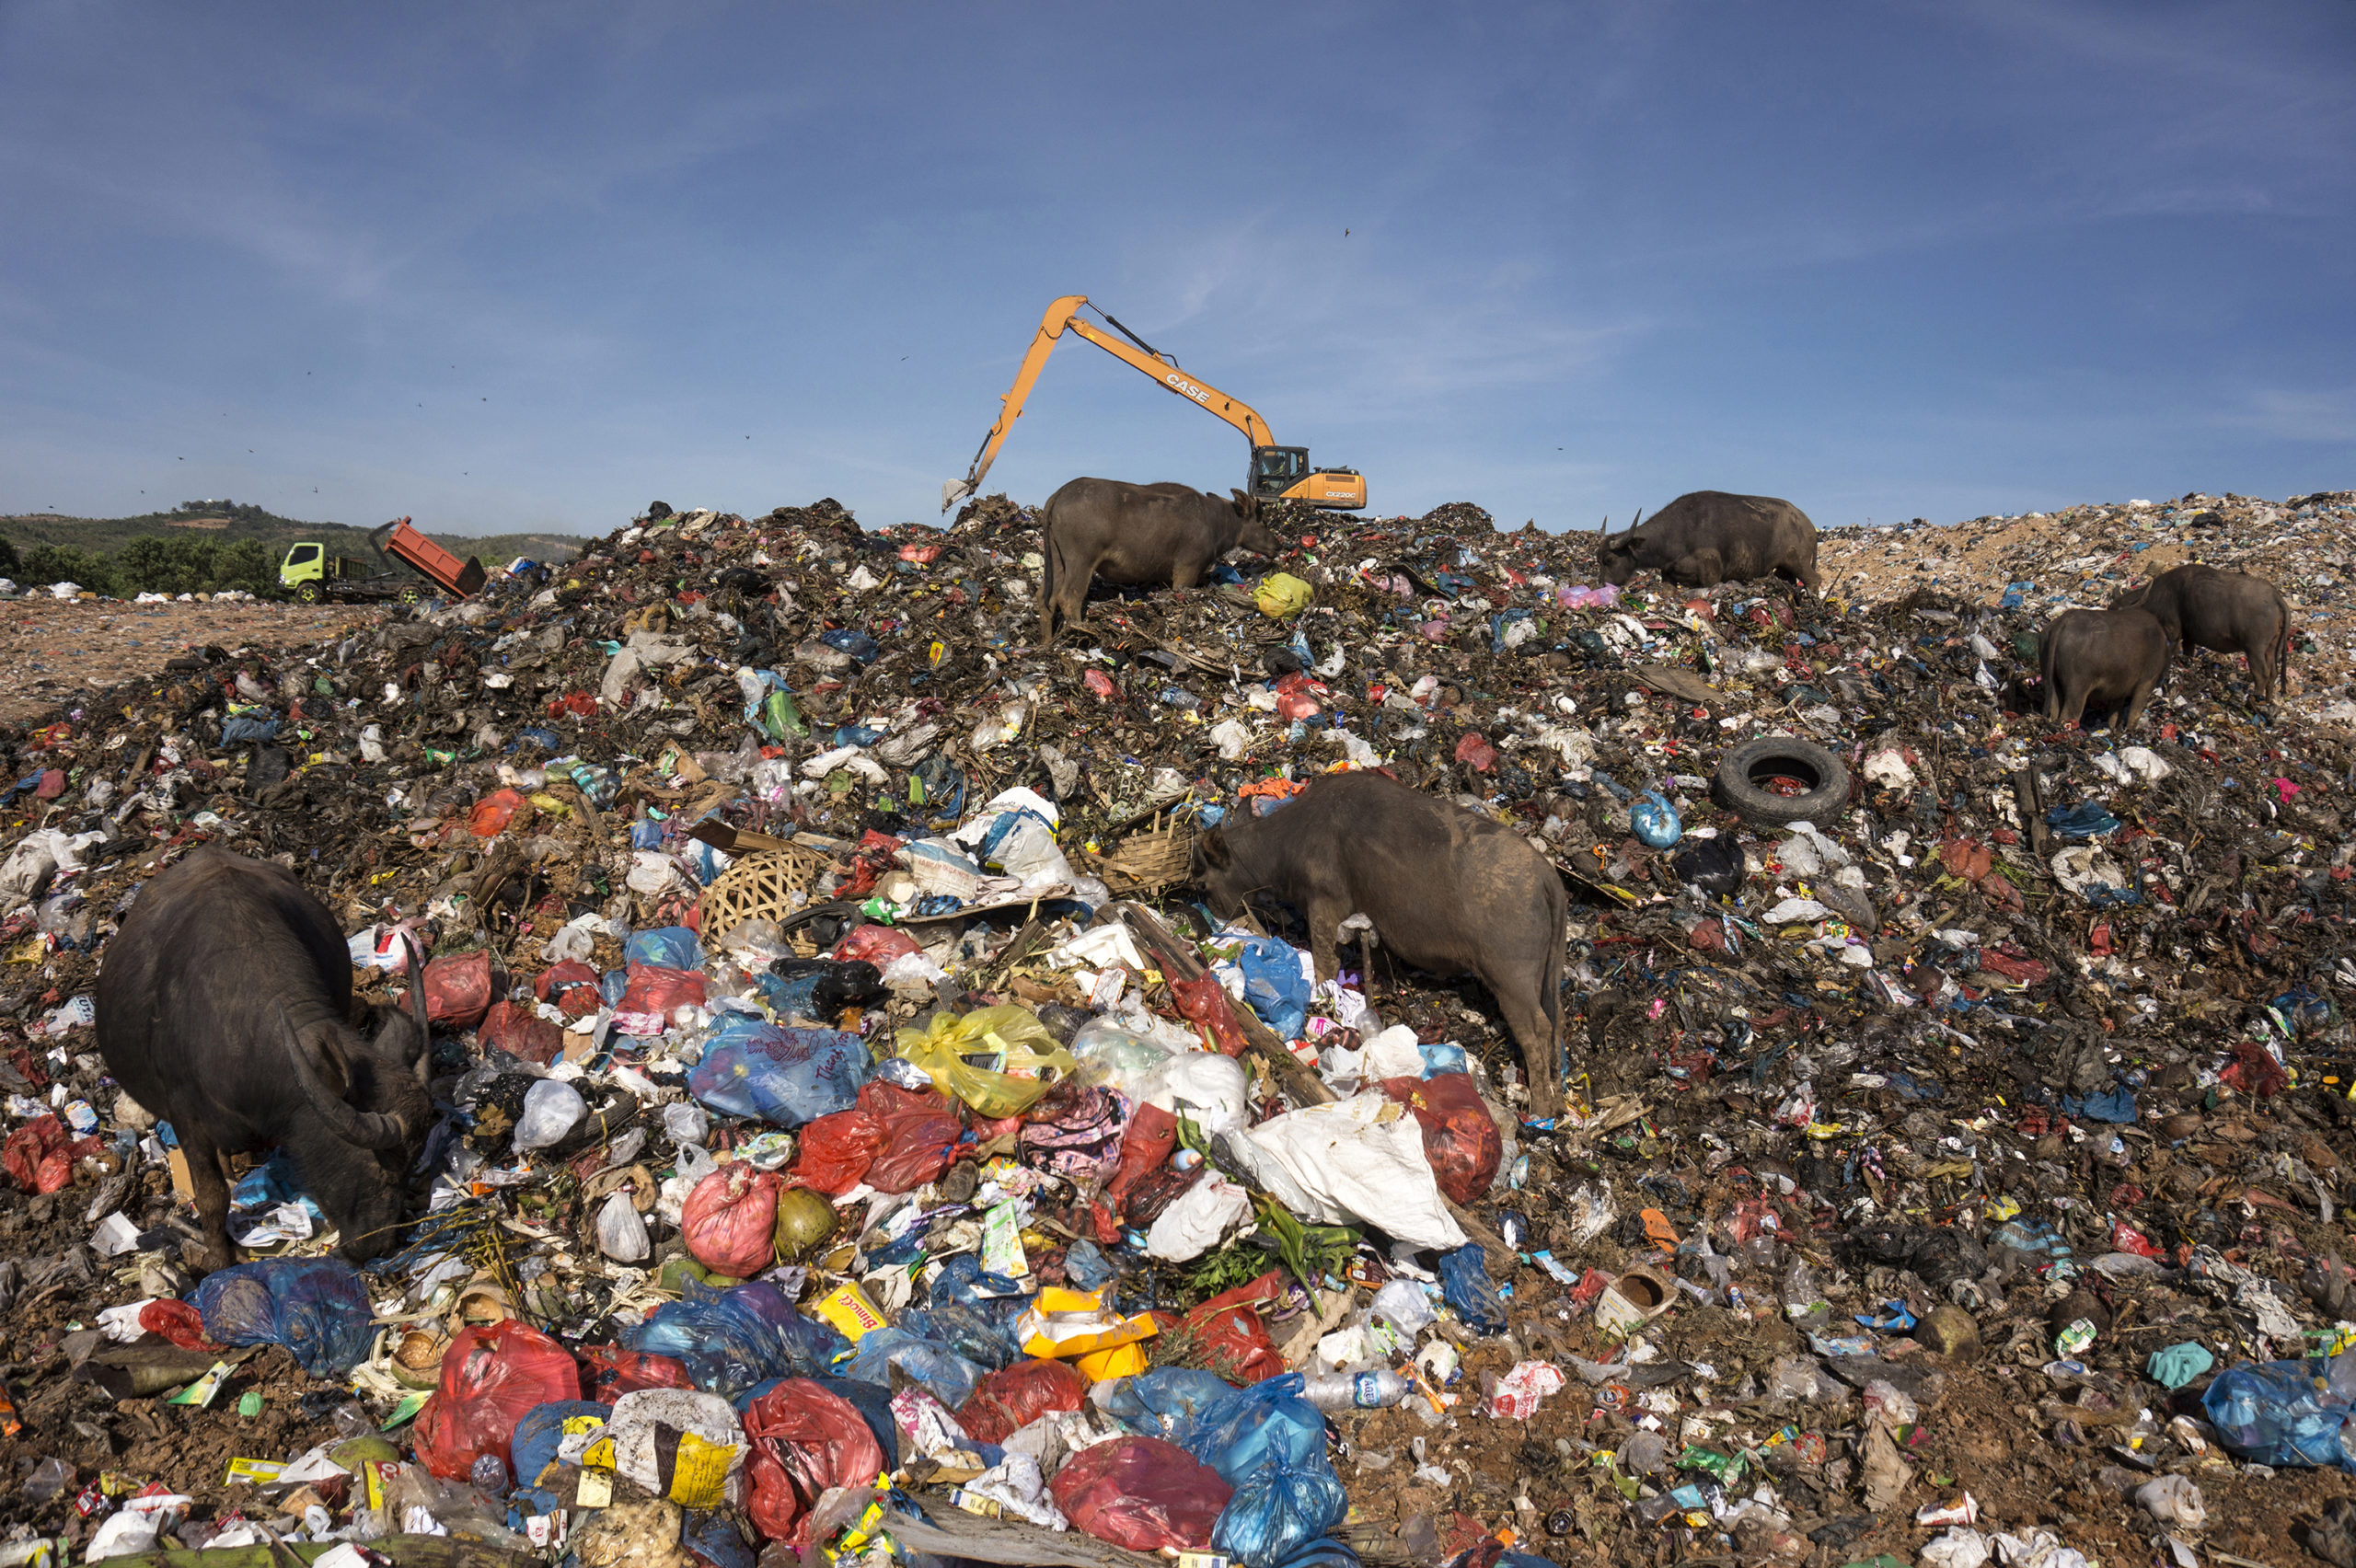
[1069,1017,1174,1091]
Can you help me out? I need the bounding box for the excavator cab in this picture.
[1252,445,1367,511]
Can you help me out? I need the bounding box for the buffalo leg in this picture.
[2120,678,2158,728]
[2060,679,2090,730]
[2251,638,2280,701]
[179,1127,236,1274]
[1303,895,1347,987]
[1494,978,1558,1115]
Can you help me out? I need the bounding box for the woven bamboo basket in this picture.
[1084,813,1199,895]
[699,845,833,942]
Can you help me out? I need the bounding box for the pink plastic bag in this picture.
[681,1166,780,1278]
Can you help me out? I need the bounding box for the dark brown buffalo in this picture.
[96,849,433,1272]
[1190,771,1568,1116]
[1599,491,1820,591]
[2111,564,2292,700]
[1039,478,1284,642]
[2040,606,2171,729]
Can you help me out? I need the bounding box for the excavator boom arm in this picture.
[944,295,1276,509]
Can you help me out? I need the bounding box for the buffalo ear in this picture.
[1198,829,1232,870]
[1230,489,1256,518]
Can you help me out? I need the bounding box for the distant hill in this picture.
[0,501,583,568]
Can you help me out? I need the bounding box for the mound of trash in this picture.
[1,490,2354,1565]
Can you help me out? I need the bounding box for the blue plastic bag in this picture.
[1233,935,1311,1041]
[2201,1357,2356,1470]
[1183,1373,1326,1485]
[512,1399,611,1512]
[1271,1540,1361,1568]
[189,1259,374,1378]
[897,1302,1022,1372]
[622,1280,850,1399]
[1438,1244,1508,1334]
[820,628,881,663]
[221,716,281,744]
[687,1022,871,1126]
[1105,1367,1239,1440]
[843,1326,986,1408]
[625,925,703,971]
[2061,1085,2137,1123]
[629,819,665,850]
[1631,790,1681,848]
[1213,1453,1349,1568]
[2046,801,2120,840]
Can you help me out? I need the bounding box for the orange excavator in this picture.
[942,294,1367,513]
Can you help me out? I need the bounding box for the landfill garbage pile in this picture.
[0,488,2353,1568]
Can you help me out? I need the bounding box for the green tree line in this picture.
[0,533,283,598]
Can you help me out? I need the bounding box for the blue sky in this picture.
[2,2,2350,539]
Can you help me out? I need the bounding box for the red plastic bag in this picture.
[577,1345,694,1403]
[833,925,920,965]
[535,962,603,1020]
[1051,1435,1231,1552]
[422,951,498,1029]
[1453,732,1498,773]
[1183,1270,1288,1384]
[2220,1039,2289,1099]
[956,1357,1091,1445]
[4,1115,64,1193]
[793,1103,884,1195]
[619,964,706,1020]
[138,1299,215,1351]
[1170,974,1247,1058]
[468,788,528,837]
[862,1081,962,1193]
[1107,1101,1177,1216]
[682,1166,780,1277]
[412,1320,582,1481]
[742,1378,886,1547]
[1380,1072,1501,1205]
[480,1000,562,1066]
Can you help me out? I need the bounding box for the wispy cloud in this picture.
[2224,387,2356,444]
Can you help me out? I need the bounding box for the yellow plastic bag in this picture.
[1253,571,1314,618]
[895,1005,1075,1119]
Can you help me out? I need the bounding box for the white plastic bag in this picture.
[1225,1093,1467,1251]
[1141,1052,1249,1138]
[596,1191,650,1262]
[514,1078,586,1152]
[663,1101,710,1147]
[1145,1172,1252,1262]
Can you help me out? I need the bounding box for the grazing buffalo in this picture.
[1190,771,1568,1116]
[2040,606,2172,729]
[2112,564,2292,701]
[1039,478,1285,643]
[1599,491,1820,591]
[96,849,433,1273]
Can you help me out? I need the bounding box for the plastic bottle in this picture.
[1304,1370,1411,1412]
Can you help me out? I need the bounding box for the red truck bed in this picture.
[370,517,488,598]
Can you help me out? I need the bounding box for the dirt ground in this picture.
[0,598,383,722]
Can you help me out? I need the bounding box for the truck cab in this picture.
[279,543,328,602]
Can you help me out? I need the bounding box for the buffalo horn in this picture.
[278,1002,409,1151]
[402,936,432,1086]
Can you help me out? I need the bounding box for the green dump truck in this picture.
[278,517,486,604]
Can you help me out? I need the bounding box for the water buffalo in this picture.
[1039,478,1284,643]
[1599,491,1820,591]
[1190,771,1567,1116]
[2111,564,2292,701]
[97,848,433,1273]
[2039,606,2171,729]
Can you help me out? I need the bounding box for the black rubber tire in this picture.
[1713,737,1851,829]
[295,581,321,605]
